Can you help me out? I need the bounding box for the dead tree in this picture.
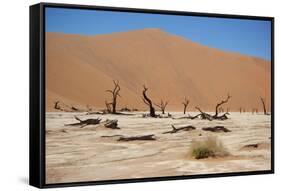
[214,94,231,118]
[106,80,121,114]
[54,101,62,111]
[155,99,169,114]
[65,116,101,128]
[260,97,269,115]
[189,94,231,121]
[182,97,190,114]
[142,85,156,117]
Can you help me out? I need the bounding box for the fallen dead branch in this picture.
[195,107,214,121]
[65,116,101,128]
[240,143,270,150]
[86,111,135,116]
[163,125,196,134]
[118,134,156,141]
[101,135,123,138]
[86,111,106,115]
[202,126,231,133]
[242,143,259,149]
[172,114,201,120]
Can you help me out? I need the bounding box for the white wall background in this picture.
[0,0,279,190]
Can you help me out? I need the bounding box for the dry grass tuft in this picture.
[189,136,229,159]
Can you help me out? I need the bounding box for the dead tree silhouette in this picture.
[142,85,156,117]
[105,80,121,114]
[213,94,231,118]
[54,101,62,111]
[260,97,269,115]
[182,97,190,114]
[193,94,231,121]
[155,99,169,114]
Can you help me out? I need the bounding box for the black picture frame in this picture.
[30,2,274,189]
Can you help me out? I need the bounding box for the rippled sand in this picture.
[46,112,271,184]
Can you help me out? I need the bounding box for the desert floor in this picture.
[46,112,271,184]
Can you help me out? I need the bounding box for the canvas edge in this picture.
[29,2,275,189]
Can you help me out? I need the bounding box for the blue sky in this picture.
[45,7,271,60]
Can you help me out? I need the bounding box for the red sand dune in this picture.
[46,28,271,112]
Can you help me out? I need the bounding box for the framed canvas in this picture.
[29,2,274,188]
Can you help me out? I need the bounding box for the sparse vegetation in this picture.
[190,137,229,159]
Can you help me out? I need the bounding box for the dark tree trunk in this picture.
[260,97,268,115]
[142,85,156,117]
[112,97,117,113]
[54,101,62,111]
[182,97,189,114]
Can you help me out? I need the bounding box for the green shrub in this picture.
[190,137,228,159]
